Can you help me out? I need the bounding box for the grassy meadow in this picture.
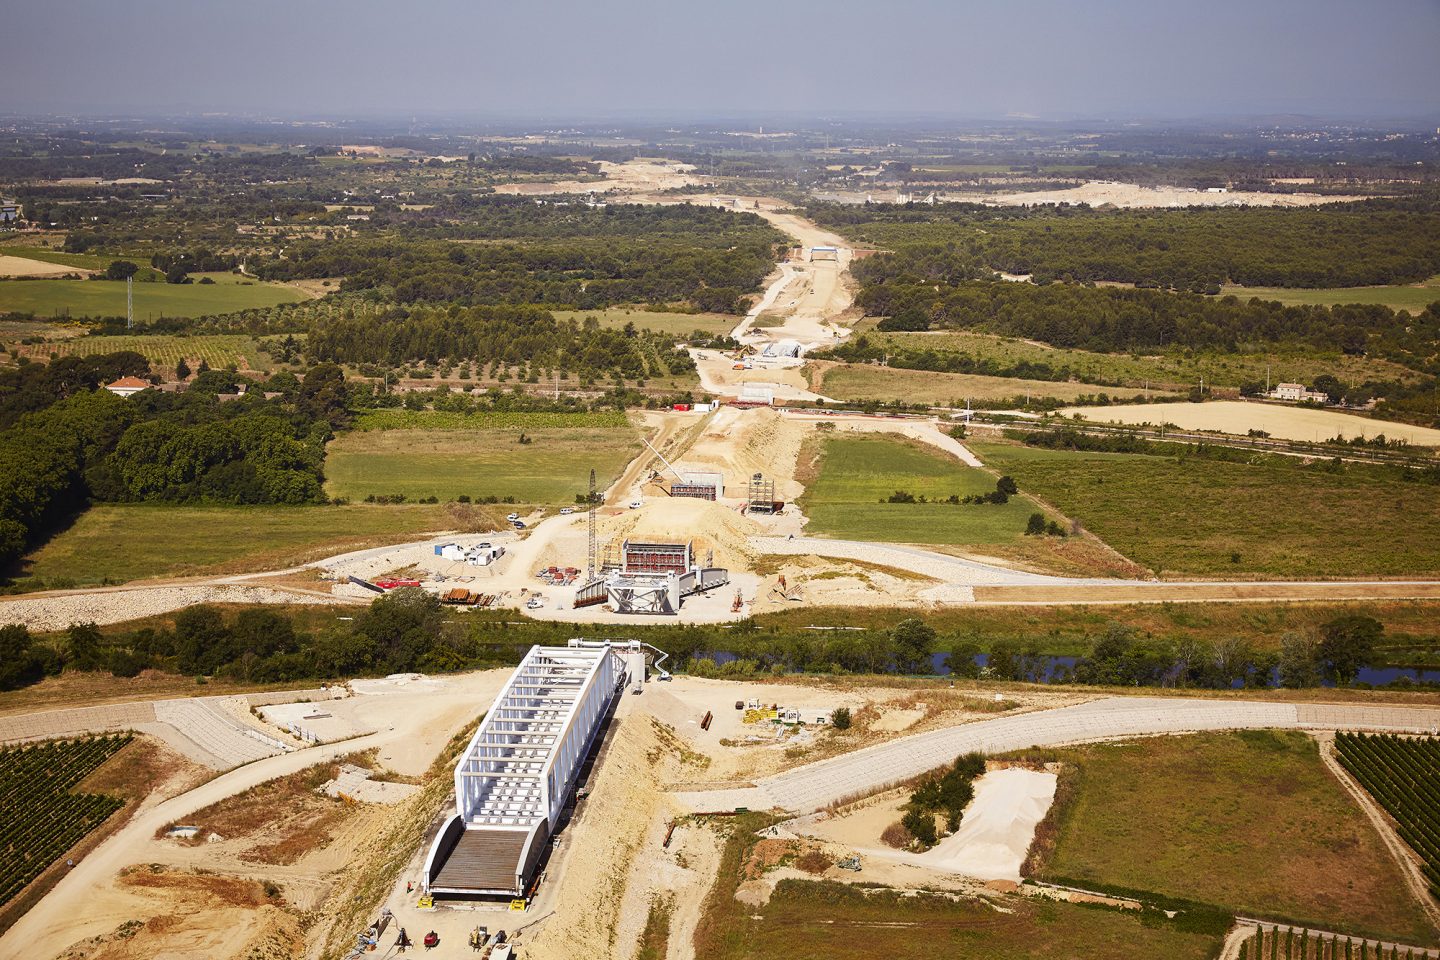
[798,434,1040,545]
[811,361,1157,406]
[0,245,163,280]
[0,272,306,319]
[13,503,458,588]
[1221,276,1440,315]
[325,415,641,503]
[971,441,1440,579]
[694,815,1223,960]
[1033,730,1437,942]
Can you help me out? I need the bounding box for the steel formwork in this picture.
[621,539,692,575]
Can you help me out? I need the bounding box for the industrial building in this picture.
[421,641,657,899]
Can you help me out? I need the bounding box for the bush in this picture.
[795,851,833,874]
[901,807,938,848]
[881,821,914,849]
[1026,512,1047,536]
[830,706,852,730]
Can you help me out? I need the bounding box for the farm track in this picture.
[1315,733,1440,933]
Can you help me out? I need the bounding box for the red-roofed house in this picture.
[105,376,151,398]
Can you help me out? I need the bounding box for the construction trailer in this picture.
[435,542,505,566]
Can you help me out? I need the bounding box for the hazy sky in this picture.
[5,0,1438,121]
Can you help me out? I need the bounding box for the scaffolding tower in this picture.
[747,473,778,513]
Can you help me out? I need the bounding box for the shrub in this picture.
[795,851,833,875]
[830,706,852,730]
[1026,512,1047,536]
[881,821,914,849]
[901,808,938,848]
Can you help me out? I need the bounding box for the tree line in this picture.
[845,274,1440,381]
[0,598,1406,697]
[0,355,348,570]
[809,199,1440,289]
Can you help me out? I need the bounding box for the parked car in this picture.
[512,520,526,530]
[560,507,574,515]
[628,499,643,509]
[506,512,521,522]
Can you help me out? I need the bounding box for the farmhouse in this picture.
[1270,382,1329,403]
[0,200,20,222]
[104,376,152,398]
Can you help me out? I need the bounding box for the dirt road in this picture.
[0,669,507,960]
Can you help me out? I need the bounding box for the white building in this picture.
[1270,382,1328,403]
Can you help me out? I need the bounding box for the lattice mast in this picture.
[587,468,597,581]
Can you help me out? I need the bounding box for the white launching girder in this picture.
[453,644,624,829]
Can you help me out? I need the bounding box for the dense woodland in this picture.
[305,304,695,378]
[837,279,1440,374]
[812,199,1440,289]
[254,205,783,314]
[0,356,348,568]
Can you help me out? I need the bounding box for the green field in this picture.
[1221,276,1440,315]
[0,246,162,280]
[813,362,1158,406]
[324,424,641,503]
[0,273,306,319]
[13,503,456,588]
[843,325,1427,392]
[799,434,1042,545]
[696,815,1222,960]
[7,333,263,370]
[972,441,1440,579]
[1036,731,1436,942]
[550,309,737,338]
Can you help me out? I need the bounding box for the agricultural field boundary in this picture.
[1317,733,1440,932]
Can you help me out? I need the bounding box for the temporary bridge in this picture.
[421,640,658,898]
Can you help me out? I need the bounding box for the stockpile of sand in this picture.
[597,498,760,570]
[915,768,1058,882]
[681,406,809,500]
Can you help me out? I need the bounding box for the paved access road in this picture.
[674,696,1440,814]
